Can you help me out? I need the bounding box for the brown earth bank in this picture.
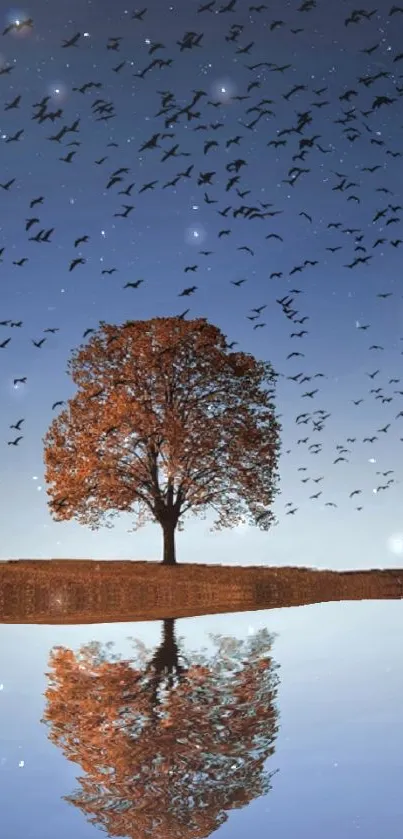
[0,559,403,624]
[0,560,402,624]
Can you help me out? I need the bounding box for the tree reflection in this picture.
[42,620,280,839]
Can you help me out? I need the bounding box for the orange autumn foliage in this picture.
[43,316,281,561]
[42,626,280,839]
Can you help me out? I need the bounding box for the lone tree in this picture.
[43,316,281,564]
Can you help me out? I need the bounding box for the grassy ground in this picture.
[0,559,402,624]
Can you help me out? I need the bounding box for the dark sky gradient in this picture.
[1,0,403,565]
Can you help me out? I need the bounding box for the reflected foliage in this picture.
[42,620,280,838]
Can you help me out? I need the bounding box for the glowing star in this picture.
[185,224,206,245]
[387,533,403,555]
[6,10,32,37]
[211,77,236,104]
[49,81,67,101]
[6,9,24,26]
[49,588,65,610]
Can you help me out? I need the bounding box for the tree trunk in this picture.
[161,518,177,565]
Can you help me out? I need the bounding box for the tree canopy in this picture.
[43,316,281,562]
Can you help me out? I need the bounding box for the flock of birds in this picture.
[1,2,403,524]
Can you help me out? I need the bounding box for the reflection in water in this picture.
[42,620,280,838]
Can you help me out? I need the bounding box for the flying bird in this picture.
[124,280,144,288]
[178,286,197,296]
[62,32,81,47]
[69,257,86,271]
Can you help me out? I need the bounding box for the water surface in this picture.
[0,597,402,837]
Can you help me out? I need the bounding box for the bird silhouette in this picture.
[62,32,81,47]
[178,286,197,296]
[10,419,25,430]
[132,8,147,20]
[69,257,86,271]
[124,280,144,289]
[74,235,89,247]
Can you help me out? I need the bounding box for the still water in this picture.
[0,598,402,838]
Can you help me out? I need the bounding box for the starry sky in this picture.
[1,0,403,567]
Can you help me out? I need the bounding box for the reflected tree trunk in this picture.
[146,618,188,716]
[149,618,183,673]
